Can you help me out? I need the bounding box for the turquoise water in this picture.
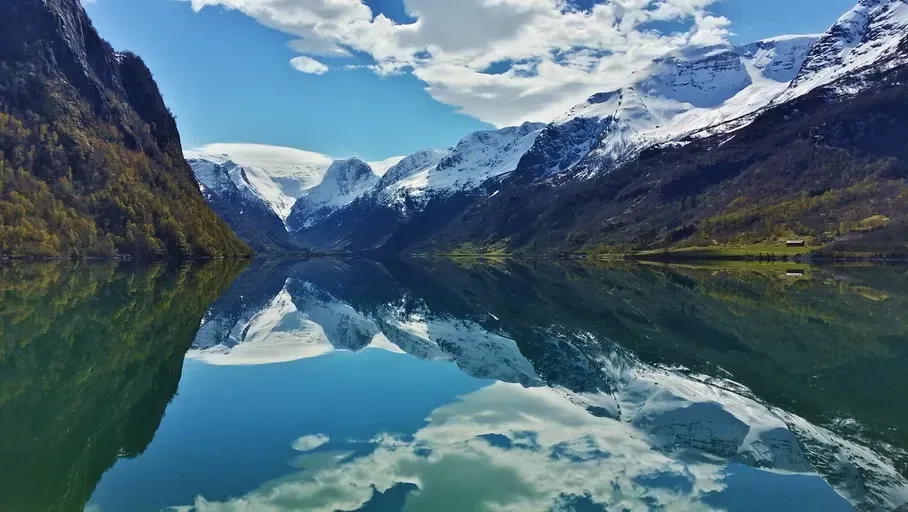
[1,260,906,511]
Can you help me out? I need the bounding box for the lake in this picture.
[1,259,906,511]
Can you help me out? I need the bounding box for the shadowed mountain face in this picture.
[0,261,244,512]
[0,0,249,257]
[193,259,908,511]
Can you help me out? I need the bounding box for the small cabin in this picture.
[786,240,806,247]
[786,270,805,277]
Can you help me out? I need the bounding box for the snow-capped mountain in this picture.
[542,0,908,182]
[187,0,908,254]
[285,123,545,232]
[372,122,545,210]
[186,143,334,224]
[189,157,302,250]
[287,158,381,228]
[515,35,819,181]
[279,122,547,244]
[186,144,405,247]
[778,0,908,102]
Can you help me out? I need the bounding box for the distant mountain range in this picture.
[190,0,908,256]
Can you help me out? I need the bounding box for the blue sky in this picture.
[85,0,858,160]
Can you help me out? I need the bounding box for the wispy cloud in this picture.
[290,55,329,74]
[184,0,730,126]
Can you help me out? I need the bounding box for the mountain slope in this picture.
[514,35,819,183]
[0,0,249,258]
[288,158,380,229]
[288,123,545,250]
[190,158,302,251]
[423,48,908,253]
[410,0,908,255]
[777,0,908,102]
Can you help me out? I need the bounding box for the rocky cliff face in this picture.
[0,0,249,257]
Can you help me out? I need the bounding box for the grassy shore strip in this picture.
[625,243,815,262]
[436,241,908,263]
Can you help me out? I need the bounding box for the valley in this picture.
[187,0,908,260]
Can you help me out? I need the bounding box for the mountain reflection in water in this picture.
[1,259,907,512]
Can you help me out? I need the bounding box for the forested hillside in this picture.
[0,0,250,258]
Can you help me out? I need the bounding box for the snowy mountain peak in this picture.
[288,158,381,225]
[452,121,544,151]
[373,122,546,210]
[435,122,546,174]
[322,158,377,195]
[637,44,752,108]
[735,34,821,82]
[186,143,334,222]
[778,0,908,101]
[369,155,407,177]
[519,34,820,180]
[374,148,451,191]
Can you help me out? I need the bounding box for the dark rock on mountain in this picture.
[415,18,908,255]
[190,158,304,252]
[0,0,250,258]
[286,157,379,233]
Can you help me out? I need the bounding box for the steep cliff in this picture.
[0,0,250,258]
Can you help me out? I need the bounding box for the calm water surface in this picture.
[1,259,907,511]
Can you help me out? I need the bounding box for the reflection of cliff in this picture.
[194,259,908,510]
[0,261,244,512]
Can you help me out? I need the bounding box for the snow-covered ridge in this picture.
[290,158,381,223]
[282,122,546,229]
[777,0,908,102]
[370,122,545,212]
[186,143,404,223]
[539,34,820,179]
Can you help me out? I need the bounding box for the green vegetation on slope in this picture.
[0,0,250,258]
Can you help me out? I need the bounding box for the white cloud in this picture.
[290,55,329,74]
[174,383,735,511]
[292,434,330,452]
[185,0,731,126]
